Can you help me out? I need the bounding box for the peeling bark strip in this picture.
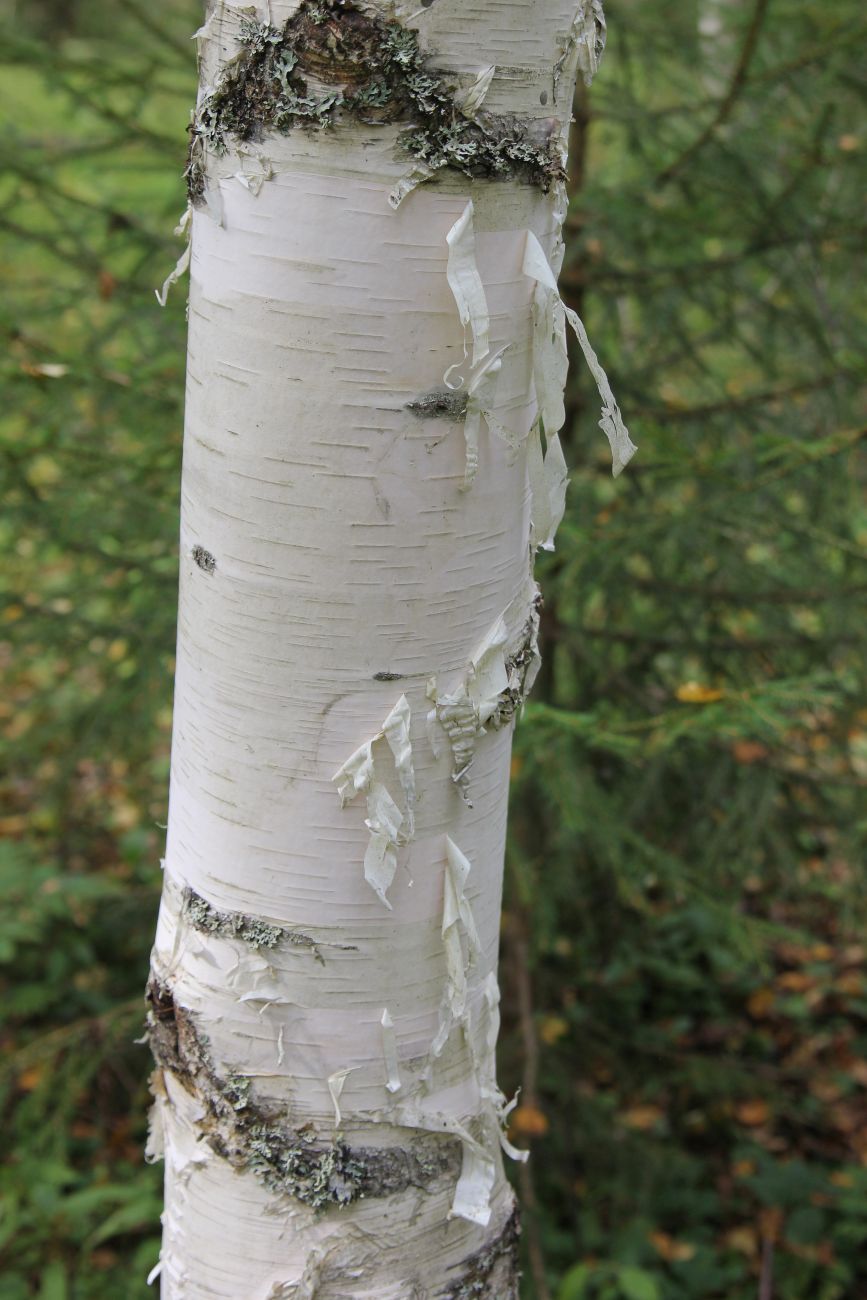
[428,587,541,804]
[150,1,628,1295]
[332,692,416,908]
[187,0,566,204]
[491,589,543,728]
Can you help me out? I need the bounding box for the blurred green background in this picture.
[1,1,866,1296]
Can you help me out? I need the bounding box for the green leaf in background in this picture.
[618,1267,660,1300]
[37,1261,68,1300]
[558,1263,591,1299]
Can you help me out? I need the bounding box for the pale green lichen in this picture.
[247,1126,366,1209]
[145,977,460,1210]
[188,0,563,203]
[145,976,362,1209]
[183,887,320,956]
[222,1072,251,1112]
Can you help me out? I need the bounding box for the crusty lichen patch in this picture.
[443,1206,521,1299]
[146,976,460,1210]
[192,544,216,573]
[188,0,564,202]
[406,389,469,422]
[183,886,323,956]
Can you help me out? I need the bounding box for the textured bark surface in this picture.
[148,2,608,1295]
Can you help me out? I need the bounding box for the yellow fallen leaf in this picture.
[809,1077,842,1103]
[776,971,814,993]
[725,1225,759,1257]
[747,988,775,1019]
[28,455,62,487]
[111,801,141,831]
[621,1104,664,1131]
[848,1060,867,1087]
[735,1098,770,1127]
[509,1104,549,1139]
[675,681,724,704]
[539,1015,569,1046]
[649,1231,696,1263]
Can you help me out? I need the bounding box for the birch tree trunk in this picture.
[146,2,629,1295]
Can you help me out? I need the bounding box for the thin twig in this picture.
[0,998,143,1078]
[512,926,551,1300]
[759,1235,775,1300]
[656,0,772,185]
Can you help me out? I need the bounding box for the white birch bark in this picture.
[147,2,625,1296]
[698,0,738,94]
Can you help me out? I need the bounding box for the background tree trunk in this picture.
[146,2,613,1295]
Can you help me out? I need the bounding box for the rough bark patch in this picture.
[182,886,339,961]
[192,545,216,573]
[146,976,461,1210]
[440,1205,521,1298]
[188,0,564,202]
[488,590,543,730]
[406,390,469,422]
